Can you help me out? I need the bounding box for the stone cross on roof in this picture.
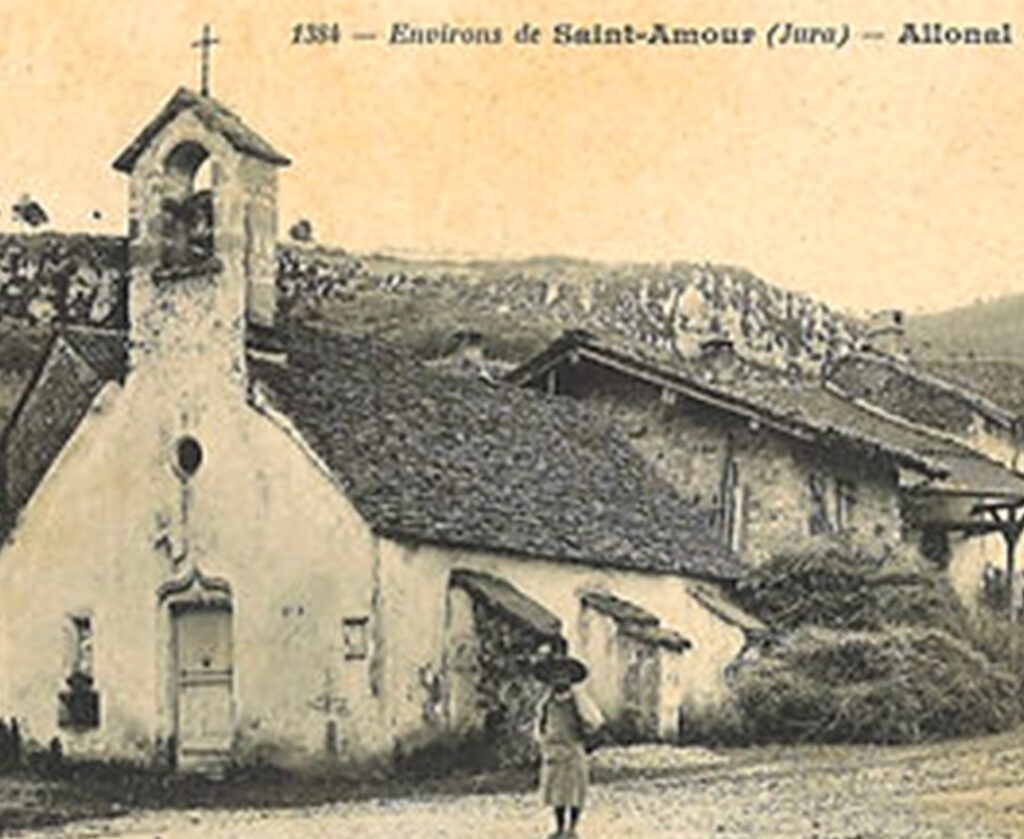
[191,24,219,97]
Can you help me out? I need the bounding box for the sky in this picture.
[1,0,1022,314]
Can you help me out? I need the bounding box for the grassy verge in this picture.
[0,759,536,834]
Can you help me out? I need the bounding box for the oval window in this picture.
[175,436,203,477]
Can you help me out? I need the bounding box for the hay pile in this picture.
[726,539,1024,744]
[732,539,969,637]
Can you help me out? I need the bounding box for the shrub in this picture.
[732,536,970,637]
[393,731,500,777]
[676,699,749,747]
[731,624,1024,745]
[725,536,1024,745]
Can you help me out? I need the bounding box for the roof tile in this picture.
[251,329,742,580]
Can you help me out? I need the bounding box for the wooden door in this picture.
[622,644,660,740]
[173,605,233,765]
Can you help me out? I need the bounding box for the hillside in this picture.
[902,294,1024,417]
[905,294,1024,362]
[0,233,869,399]
[286,246,866,373]
[9,232,1024,423]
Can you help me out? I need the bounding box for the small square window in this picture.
[342,617,369,660]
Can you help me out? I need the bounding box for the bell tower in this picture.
[112,86,290,386]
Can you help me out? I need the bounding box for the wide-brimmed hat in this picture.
[534,655,588,685]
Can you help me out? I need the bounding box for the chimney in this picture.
[699,334,741,383]
[864,309,907,357]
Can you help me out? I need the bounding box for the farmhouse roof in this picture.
[619,622,692,652]
[507,330,945,477]
[826,350,1019,433]
[59,326,128,382]
[251,328,742,580]
[510,330,1024,507]
[909,448,1024,499]
[0,327,127,524]
[918,358,1024,422]
[687,583,769,635]
[112,87,291,173]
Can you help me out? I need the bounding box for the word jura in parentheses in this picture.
[766,22,851,49]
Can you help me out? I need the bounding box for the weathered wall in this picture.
[559,365,902,565]
[946,531,1016,612]
[0,358,391,768]
[376,539,747,756]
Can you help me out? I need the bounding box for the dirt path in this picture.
[6,732,1024,839]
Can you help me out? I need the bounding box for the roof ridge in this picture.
[112,86,290,173]
[524,329,941,476]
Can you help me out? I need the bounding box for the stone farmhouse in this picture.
[0,88,767,772]
[826,345,1024,618]
[508,330,1024,613]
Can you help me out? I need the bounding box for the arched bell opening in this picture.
[158,141,216,273]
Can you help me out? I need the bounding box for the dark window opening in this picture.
[808,473,832,535]
[59,615,99,730]
[157,141,215,273]
[835,479,857,532]
[175,436,203,477]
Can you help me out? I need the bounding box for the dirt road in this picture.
[8,732,1024,839]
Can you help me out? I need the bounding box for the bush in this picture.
[732,626,1024,744]
[393,731,501,777]
[676,699,749,747]
[732,536,970,636]
[0,717,23,772]
[724,536,1024,745]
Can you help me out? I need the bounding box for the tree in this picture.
[12,194,49,228]
[289,218,314,242]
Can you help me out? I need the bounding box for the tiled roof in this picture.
[509,330,1024,503]
[687,583,769,635]
[59,327,127,382]
[508,331,945,477]
[619,623,691,652]
[827,351,1018,433]
[910,449,1024,499]
[0,328,129,527]
[451,569,563,639]
[251,329,742,580]
[580,590,659,625]
[580,588,695,651]
[918,359,1024,420]
[112,87,290,173]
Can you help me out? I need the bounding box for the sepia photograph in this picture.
[2,1,1024,836]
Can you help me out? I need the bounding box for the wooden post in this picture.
[545,369,558,396]
[1005,530,1019,622]
[990,505,1024,622]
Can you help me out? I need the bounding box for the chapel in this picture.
[0,85,752,771]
